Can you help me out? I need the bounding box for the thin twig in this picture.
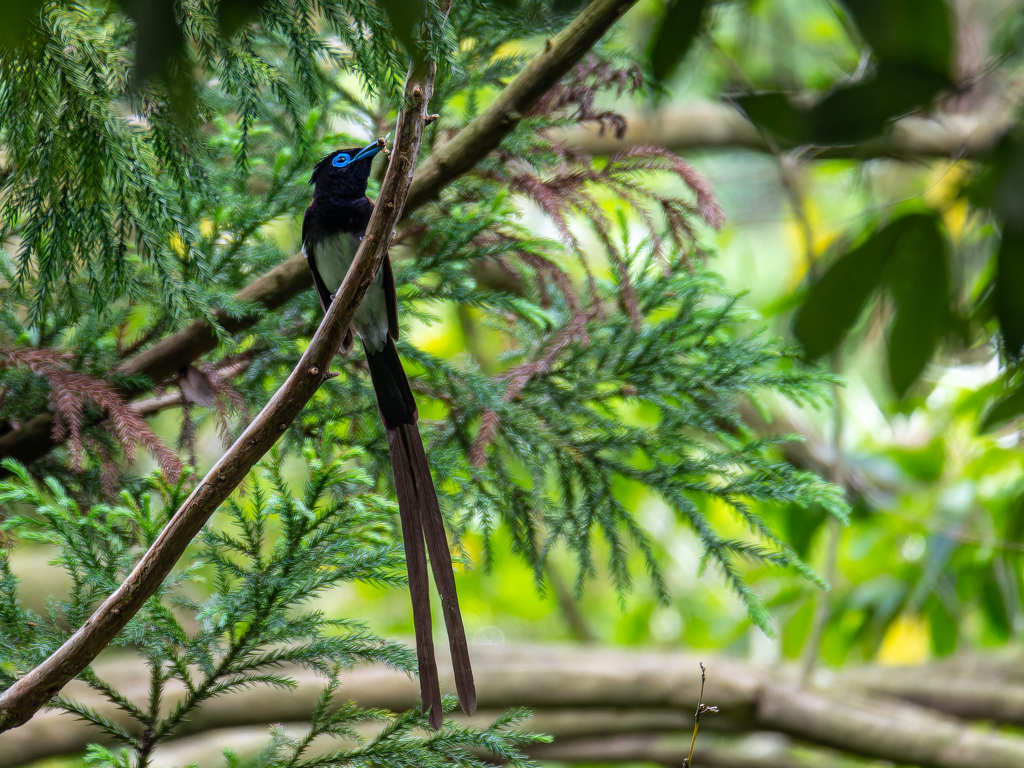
[682,662,717,768]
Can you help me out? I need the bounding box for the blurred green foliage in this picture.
[652,0,1024,667]
[795,212,951,396]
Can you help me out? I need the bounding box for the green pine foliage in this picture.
[0,0,550,325]
[2,0,845,761]
[0,0,846,615]
[316,202,845,623]
[0,450,548,768]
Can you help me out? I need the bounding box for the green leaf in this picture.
[967,134,1024,356]
[885,214,950,397]
[925,594,958,656]
[793,221,898,359]
[736,0,954,150]
[794,212,949,387]
[888,438,945,482]
[967,132,1024,356]
[841,0,954,78]
[739,64,948,148]
[981,570,1011,643]
[808,64,949,145]
[377,0,425,61]
[992,6,1024,60]
[647,0,714,84]
[781,503,827,560]
[782,597,816,658]
[967,135,1024,225]
[217,0,273,35]
[1002,493,1024,544]
[733,93,808,146]
[980,383,1024,432]
[995,227,1024,357]
[0,0,44,45]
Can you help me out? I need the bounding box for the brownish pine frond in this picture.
[468,409,500,468]
[467,53,723,321]
[89,429,122,495]
[604,145,725,230]
[201,361,250,448]
[0,345,182,480]
[533,54,643,138]
[171,357,251,453]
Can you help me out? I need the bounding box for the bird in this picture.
[302,140,476,729]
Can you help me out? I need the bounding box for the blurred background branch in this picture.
[559,102,1014,159]
[8,645,1024,768]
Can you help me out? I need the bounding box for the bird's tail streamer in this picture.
[367,338,477,727]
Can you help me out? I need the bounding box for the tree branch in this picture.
[557,102,1012,159]
[404,0,637,211]
[526,732,847,768]
[839,661,1024,725]
[0,0,639,469]
[0,52,437,735]
[8,645,1024,768]
[108,728,855,768]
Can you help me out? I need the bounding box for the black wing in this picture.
[302,196,385,347]
[354,195,399,340]
[302,206,334,314]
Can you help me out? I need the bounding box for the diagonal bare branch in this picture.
[0,52,436,737]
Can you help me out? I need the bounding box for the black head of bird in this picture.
[309,141,384,200]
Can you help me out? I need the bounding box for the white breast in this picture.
[311,232,389,353]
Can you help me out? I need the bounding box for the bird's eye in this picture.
[332,153,351,168]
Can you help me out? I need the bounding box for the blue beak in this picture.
[352,141,384,162]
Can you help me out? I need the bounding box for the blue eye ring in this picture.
[332,153,351,168]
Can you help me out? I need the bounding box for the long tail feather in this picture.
[397,421,477,715]
[387,426,443,728]
[367,338,477,724]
